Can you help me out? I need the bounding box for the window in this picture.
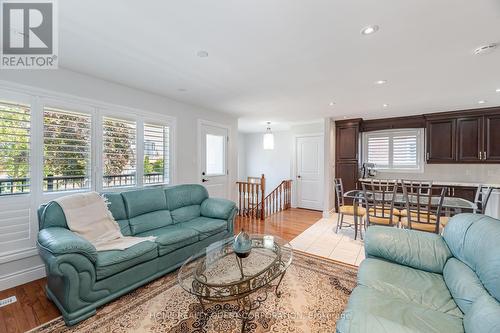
[363,129,423,172]
[43,107,92,192]
[0,100,31,195]
[102,117,137,188]
[205,134,225,175]
[143,123,169,185]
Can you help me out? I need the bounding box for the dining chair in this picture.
[334,178,366,235]
[361,179,400,228]
[441,185,493,230]
[399,180,433,218]
[401,183,446,234]
[474,185,493,214]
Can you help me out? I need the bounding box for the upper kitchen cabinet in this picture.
[425,107,500,164]
[456,116,482,162]
[426,118,456,163]
[484,113,500,162]
[335,119,361,161]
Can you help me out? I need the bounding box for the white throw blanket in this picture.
[55,192,156,251]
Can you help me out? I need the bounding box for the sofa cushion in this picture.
[165,184,208,211]
[464,294,500,333]
[102,192,127,220]
[336,285,464,333]
[128,210,173,235]
[181,217,228,239]
[358,258,462,317]
[137,225,199,256]
[444,258,490,314]
[95,241,158,280]
[102,193,131,235]
[170,205,201,224]
[122,188,167,218]
[443,213,500,302]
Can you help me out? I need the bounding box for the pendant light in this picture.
[263,122,274,150]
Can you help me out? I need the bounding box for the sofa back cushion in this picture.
[102,192,131,235]
[171,205,201,224]
[165,185,208,211]
[122,188,167,218]
[443,213,500,302]
[165,185,208,223]
[129,210,173,235]
[463,294,500,333]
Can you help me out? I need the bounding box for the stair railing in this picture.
[237,174,266,220]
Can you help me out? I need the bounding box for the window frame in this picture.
[362,128,424,173]
[143,121,171,186]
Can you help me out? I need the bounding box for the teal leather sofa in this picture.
[337,213,500,333]
[37,184,236,325]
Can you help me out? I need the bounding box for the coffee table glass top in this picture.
[178,234,293,302]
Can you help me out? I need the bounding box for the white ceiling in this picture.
[58,0,500,132]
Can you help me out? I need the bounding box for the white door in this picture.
[296,135,324,210]
[199,122,229,198]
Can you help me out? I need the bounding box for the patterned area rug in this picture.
[30,252,357,333]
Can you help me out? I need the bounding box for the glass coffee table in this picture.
[178,234,293,332]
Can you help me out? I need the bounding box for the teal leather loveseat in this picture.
[337,213,500,333]
[37,184,236,325]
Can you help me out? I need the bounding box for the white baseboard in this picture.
[0,265,46,291]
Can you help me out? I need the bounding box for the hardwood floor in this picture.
[235,208,322,241]
[0,208,321,333]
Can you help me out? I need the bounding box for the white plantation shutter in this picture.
[43,107,92,192]
[143,123,170,185]
[103,117,137,188]
[0,100,31,195]
[393,134,418,168]
[364,129,422,171]
[367,135,390,168]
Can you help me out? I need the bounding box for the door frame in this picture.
[197,119,231,199]
[292,132,324,210]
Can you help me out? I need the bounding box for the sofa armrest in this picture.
[365,226,452,273]
[38,227,97,263]
[201,198,236,220]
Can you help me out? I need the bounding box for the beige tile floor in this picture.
[290,213,365,266]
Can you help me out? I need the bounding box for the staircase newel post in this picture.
[260,174,265,220]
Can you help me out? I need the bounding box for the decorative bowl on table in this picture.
[233,230,252,258]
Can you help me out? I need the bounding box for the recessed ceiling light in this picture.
[375,80,387,85]
[197,50,209,57]
[343,116,348,119]
[478,100,487,104]
[382,103,389,108]
[496,88,500,93]
[178,88,187,92]
[329,101,335,106]
[361,25,379,35]
[473,43,497,55]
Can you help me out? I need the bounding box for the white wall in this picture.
[239,121,326,207]
[0,69,238,290]
[239,131,292,195]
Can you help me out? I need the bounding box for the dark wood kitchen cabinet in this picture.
[484,113,500,162]
[426,118,456,163]
[456,116,482,162]
[335,119,362,206]
[336,121,360,161]
[425,107,500,164]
